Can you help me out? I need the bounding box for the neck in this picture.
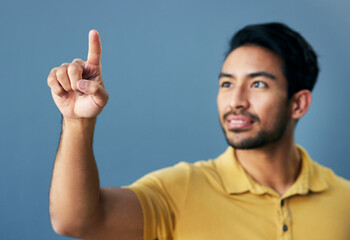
[235,133,301,196]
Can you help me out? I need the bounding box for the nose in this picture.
[229,86,250,110]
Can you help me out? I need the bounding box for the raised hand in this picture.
[47,30,108,119]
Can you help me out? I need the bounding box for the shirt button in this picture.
[283,224,288,232]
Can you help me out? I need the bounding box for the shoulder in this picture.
[128,156,227,201]
[126,158,223,216]
[312,160,350,195]
[134,159,220,188]
[327,171,350,193]
[299,146,350,195]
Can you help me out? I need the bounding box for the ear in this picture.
[290,90,312,120]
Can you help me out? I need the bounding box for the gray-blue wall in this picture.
[1,0,349,239]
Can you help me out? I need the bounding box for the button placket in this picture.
[280,198,292,240]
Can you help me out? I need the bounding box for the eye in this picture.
[252,81,267,88]
[221,81,233,88]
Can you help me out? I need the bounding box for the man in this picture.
[48,23,350,240]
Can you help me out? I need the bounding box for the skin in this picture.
[48,30,143,239]
[48,33,312,239]
[218,46,290,149]
[218,45,312,195]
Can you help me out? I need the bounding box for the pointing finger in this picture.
[87,29,102,66]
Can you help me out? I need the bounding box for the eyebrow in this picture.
[218,71,277,80]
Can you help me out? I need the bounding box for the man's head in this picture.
[218,23,317,149]
[227,22,319,99]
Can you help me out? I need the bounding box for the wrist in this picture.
[62,116,97,133]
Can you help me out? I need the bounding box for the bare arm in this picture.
[48,30,143,239]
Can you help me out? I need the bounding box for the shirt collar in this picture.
[214,146,329,197]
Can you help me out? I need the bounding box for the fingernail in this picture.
[78,80,88,90]
[76,91,84,96]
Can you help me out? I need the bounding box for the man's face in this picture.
[217,45,291,149]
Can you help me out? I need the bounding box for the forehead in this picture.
[221,45,284,77]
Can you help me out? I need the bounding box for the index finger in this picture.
[87,29,102,65]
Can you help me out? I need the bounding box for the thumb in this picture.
[77,80,109,108]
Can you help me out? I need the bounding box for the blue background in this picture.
[1,0,350,239]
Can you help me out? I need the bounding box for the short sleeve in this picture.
[124,162,191,240]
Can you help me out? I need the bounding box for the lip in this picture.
[225,114,255,130]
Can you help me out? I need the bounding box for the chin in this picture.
[224,128,288,150]
[226,138,266,149]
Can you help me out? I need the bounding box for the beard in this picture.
[221,108,290,150]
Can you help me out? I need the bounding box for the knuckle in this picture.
[68,63,82,73]
[47,75,56,86]
[50,67,58,74]
[56,67,68,78]
[72,58,84,64]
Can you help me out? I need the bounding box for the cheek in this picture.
[256,101,289,127]
[251,96,283,121]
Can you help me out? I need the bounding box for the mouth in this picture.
[226,116,255,130]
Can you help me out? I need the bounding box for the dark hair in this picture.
[227,22,319,98]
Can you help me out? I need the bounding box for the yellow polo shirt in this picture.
[126,146,350,240]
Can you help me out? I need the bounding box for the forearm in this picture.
[49,117,101,236]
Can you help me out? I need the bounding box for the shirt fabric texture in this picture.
[126,146,350,240]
